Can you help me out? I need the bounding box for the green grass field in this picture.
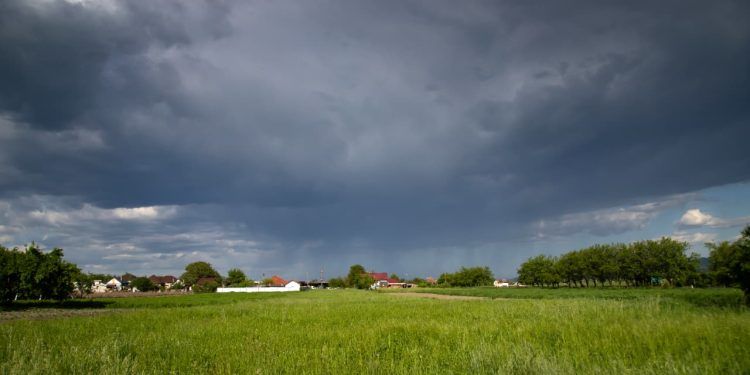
[2,289,749,374]
[396,287,746,308]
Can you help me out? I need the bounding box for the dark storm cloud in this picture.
[0,0,230,130]
[0,0,749,275]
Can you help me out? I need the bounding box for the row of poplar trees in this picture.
[518,225,750,301]
[517,237,699,288]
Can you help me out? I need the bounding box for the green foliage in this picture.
[179,261,222,287]
[346,264,374,289]
[438,266,494,287]
[708,241,736,287]
[408,277,430,287]
[72,273,93,297]
[518,255,559,287]
[225,268,247,286]
[519,238,698,288]
[193,280,220,293]
[709,225,750,305]
[328,277,346,288]
[0,243,80,303]
[131,277,158,292]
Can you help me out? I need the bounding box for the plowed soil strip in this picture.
[387,292,488,301]
[0,308,117,323]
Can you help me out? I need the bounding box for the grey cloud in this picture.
[0,0,748,276]
[0,0,230,130]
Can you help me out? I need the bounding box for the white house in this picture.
[493,280,510,288]
[106,277,123,291]
[217,281,301,293]
[91,280,108,293]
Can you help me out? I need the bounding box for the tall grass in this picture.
[1,290,749,374]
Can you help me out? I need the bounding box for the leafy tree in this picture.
[131,277,158,292]
[193,279,219,293]
[736,226,750,305]
[521,237,698,288]
[0,245,22,303]
[346,264,374,289]
[518,256,558,287]
[73,272,92,298]
[37,247,80,299]
[710,226,750,305]
[389,273,403,282]
[708,241,736,287]
[180,261,222,287]
[225,268,247,286]
[328,277,346,288]
[261,277,275,286]
[0,243,79,303]
[438,266,494,287]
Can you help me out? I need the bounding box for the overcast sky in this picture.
[1,0,749,280]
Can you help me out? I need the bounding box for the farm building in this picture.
[368,272,414,289]
[268,275,288,287]
[106,277,123,291]
[91,280,108,293]
[148,275,179,289]
[306,279,329,289]
[493,279,510,288]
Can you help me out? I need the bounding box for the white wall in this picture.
[217,281,301,293]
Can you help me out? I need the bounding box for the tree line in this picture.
[517,226,750,304]
[517,237,699,288]
[705,226,750,304]
[437,266,494,287]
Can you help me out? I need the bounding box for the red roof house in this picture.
[269,275,288,287]
[148,275,178,286]
[368,272,400,284]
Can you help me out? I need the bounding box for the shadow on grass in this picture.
[1,299,114,311]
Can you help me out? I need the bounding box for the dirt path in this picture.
[386,292,489,301]
[0,308,117,323]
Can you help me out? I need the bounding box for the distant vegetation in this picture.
[346,264,375,289]
[130,277,158,292]
[518,237,699,288]
[706,227,750,304]
[437,266,494,287]
[179,261,222,292]
[516,226,750,305]
[0,243,80,303]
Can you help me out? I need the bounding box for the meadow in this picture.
[398,287,746,308]
[1,289,749,374]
